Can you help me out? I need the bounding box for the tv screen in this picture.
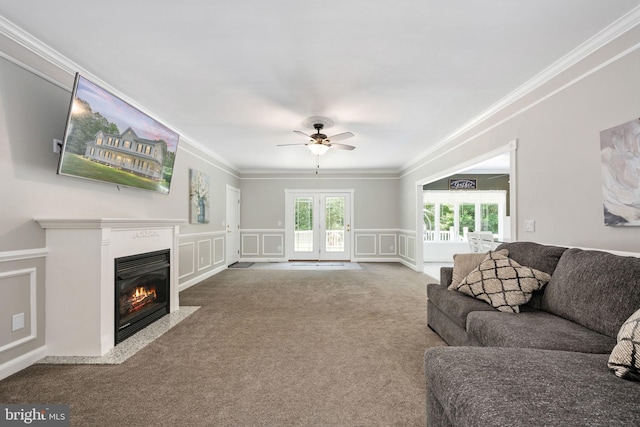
[57,73,180,194]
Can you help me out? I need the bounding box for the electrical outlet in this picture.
[12,313,25,332]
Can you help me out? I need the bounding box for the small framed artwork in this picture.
[600,118,640,226]
[189,169,210,224]
[449,178,477,190]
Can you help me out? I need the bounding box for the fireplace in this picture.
[115,249,170,344]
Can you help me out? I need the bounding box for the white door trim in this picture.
[226,184,241,265]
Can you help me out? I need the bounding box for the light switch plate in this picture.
[524,220,535,232]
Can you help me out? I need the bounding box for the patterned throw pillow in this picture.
[448,251,551,313]
[450,250,509,287]
[608,308,640,381]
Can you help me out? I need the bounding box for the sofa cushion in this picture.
[609,308,640,381]
[541,248,640,338]
[451,250,507,287]
[424,346,640,427]
[427,283,496,330]
[495,241,568,310]
[449,251,551,313]
[427,300,481,347]
[495,241,567,275]
[467,310,617,353]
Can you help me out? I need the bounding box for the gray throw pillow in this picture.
[449,251,551,313]
[608,308,640,381]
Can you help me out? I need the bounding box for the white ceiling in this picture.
[1,1,639,174]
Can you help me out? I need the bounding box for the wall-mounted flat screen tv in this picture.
[57,73,180,194]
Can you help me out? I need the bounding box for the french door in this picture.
[286,190,353,261]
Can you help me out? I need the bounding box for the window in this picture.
[459,203,475,235]
[423,191,506,242]
[439,204,454,240]
[424,203,435,240]
[481,204,499,234]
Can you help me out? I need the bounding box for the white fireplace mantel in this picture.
[35,218,185,357]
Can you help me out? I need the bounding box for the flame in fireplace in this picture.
[121,286,157,315]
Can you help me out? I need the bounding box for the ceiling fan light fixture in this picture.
[308,143,330,156]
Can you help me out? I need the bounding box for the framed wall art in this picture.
[189,169,210,224]
[600,118,640,226]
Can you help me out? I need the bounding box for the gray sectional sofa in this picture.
[424,241,640,426]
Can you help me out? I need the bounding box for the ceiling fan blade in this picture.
[326,132,354,142]
[276,143,308,147]
[329,143,356,150]
[293,130,312,139]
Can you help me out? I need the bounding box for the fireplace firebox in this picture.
[115,249,170,344]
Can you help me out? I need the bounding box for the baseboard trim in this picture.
[178,265,226,292]
[0,346,47,381]
[239,257,288,263]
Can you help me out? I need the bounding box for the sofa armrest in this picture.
[440,267,453,287]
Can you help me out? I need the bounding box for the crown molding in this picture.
[402,5,640,174]
[0,15,76,76]
[0,15,240,175]
[3,8,640,178]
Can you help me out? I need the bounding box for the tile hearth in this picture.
[37,306,199,365]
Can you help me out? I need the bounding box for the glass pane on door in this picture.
[324,196,345,252]
[294,196,314,252]
[459,203,476,235]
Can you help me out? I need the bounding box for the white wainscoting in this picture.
[0,268,37,354]
[178,242,195,279]
[241,234,260,256]
[240,230,286,262]
[355,234,376,256]
[178,230,226,291]
[263,234,284,256]
[213,237,225,264]
[197,239,213,271]
[0,248,47,380]
[379,234,398,256]
[239,229,419,264]
[352,229,413,265]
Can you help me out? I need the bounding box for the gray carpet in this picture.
[0,263,446,426]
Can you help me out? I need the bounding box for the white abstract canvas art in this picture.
[600,118,640,226]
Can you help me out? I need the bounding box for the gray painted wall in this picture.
[240,175,399,230]
[0,51,238,373]
[400,26,640,254]
[239,175,403,261]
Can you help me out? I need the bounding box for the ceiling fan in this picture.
[278,122,355,156]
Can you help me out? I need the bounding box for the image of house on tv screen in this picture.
[58,75,180,194]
